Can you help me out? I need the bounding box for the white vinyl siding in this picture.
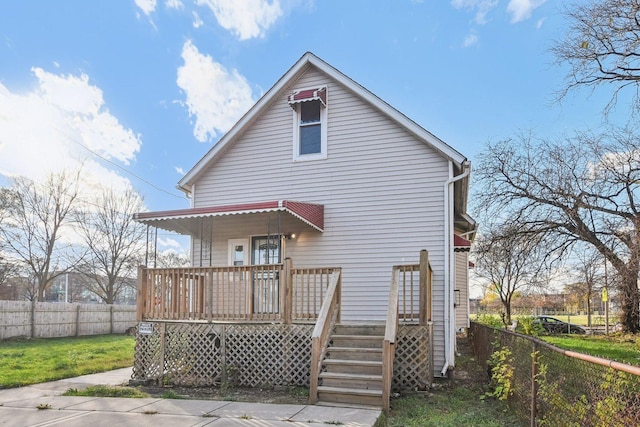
[191,66,450,373]
[455,251,470,330]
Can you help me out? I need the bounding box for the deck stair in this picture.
[316,323,386,408]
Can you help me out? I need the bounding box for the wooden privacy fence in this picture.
[0,301,137,339]
[137,259,340,323]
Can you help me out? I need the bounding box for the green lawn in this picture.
[378,388,523,427]
[377,338,524,427]
[0,334,135,388]
[541,334,640,366]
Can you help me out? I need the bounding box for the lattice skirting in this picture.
[133,322,432,389]
[393,324,433,391]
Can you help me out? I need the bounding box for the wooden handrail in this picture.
[382,267,401,412]
[309,269,341,404]
[382,250,431,411]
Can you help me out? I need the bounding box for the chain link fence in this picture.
[469,321,640,426]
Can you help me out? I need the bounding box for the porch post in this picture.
[419,250,429,326]
[136,265,146,321]
[282,257,293,324]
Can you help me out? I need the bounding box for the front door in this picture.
[251,235,281,314]
[251,235,281,265]
[228,239,248,266]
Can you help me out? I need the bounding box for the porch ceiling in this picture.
[133,200,324,235]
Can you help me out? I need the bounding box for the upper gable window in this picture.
[289,87,327,161]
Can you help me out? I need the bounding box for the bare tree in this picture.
[473,224,550,326]
[0,171,81,301]
[568,246,604,327]
[552,0,640,112]
[76,187,146,304]
[154,250,191,268]
[475,127,640,332]
[0,256,18,289]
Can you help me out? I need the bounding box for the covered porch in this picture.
[132,202,434,410]
[133,200,325,269]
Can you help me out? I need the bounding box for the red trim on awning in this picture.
[134,200,324,232]
[454,234,472,252]
[281,200,324,231]
[288,87,326,106]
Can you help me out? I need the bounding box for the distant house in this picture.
[133,52,476,409]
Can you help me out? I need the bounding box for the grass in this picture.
[161,390,186,399]
[541,333,640,366]
[64,385,147,398]
[377,391,522,427]
[0,334,135,388]
[541,314,616,327]
[474,313,618,328]
[376,337,524,427]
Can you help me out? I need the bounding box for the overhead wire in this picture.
[49,125,187,200]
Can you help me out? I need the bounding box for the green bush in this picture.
[474,313,504,329]
[486,345,514,401]
[515,316,544,336]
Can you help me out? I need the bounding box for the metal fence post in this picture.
[531,341,538,427]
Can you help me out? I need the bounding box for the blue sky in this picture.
[0,0,626,252]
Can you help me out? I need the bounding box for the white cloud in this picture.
[175,166,185,175]
[0,68,141,196]
[158,237,182,248]
[176,40,255,142]
[192,11,204,28]
[451,0,498,25]
[506,0,547,24]
[165,0,183,10]
[135,0,157,16]
[536,17,547,29]
[463,32,479,47]
[196,0,282,40]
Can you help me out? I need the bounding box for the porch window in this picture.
[289,87,327,161]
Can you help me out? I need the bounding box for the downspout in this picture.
[441,160,471,376]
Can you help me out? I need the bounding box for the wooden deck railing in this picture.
[382,249,432,411]
[136,259,340,323]
[382,266,401,411]
[308,269,342,404]
[394,250,432,324]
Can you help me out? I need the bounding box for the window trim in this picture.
[291,86,328,162]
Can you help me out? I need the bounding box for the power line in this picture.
[51,126,187,200]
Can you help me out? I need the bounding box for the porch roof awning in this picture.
[133,200,324,235]
[453,234,472,252]
[288,87,327,107]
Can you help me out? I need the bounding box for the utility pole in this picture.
[603,259,609,335]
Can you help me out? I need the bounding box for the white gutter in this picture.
[441,160,471,376]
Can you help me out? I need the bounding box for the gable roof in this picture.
[178,52,467,194]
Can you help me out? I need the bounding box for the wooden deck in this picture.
[133,251,433,411]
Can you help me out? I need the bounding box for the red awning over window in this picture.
[454,234,472,252]
[288,87,327,106]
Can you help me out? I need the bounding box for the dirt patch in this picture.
[453,333,490,386]
[133,383,309,404]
